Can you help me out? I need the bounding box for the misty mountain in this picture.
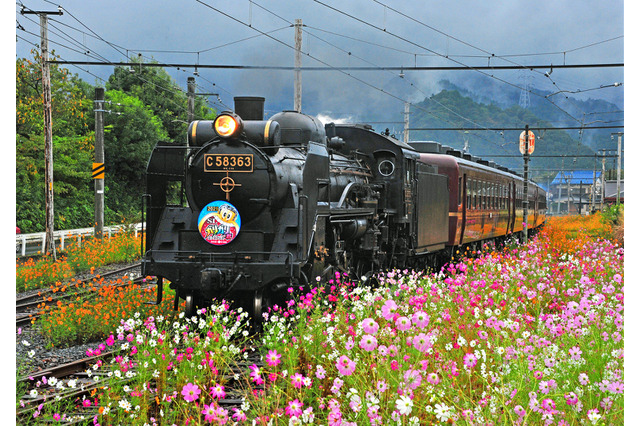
[437,75,623,153]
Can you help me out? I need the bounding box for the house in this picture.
[603,180,624,205]
[549,170,602,214]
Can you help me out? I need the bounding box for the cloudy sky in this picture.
[13,0,626,123]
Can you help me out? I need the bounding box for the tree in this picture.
[16,50,95,233]
[106,59,216,142]
[102,90,169,214]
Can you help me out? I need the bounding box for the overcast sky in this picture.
[13,0,626,122]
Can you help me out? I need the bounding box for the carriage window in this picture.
[472,180,477,209]
[482,181,486,210]
[458,177,462,205]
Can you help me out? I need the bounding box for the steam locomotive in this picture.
[142,97,546,320]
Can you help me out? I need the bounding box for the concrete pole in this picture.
[294,19,303,112]
[601,155,605,211]
[403,102,410,144]
[94,87,105,239]
[523,125,529,243]
[616,133,622,204]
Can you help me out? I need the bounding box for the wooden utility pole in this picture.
[187,76,196,123]
[22,7,63,258]
[294,19,303,112]
[94,88,105,239]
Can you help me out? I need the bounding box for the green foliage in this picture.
[600,203,622,226]
[106,60,216,141]
[16,52,216,233]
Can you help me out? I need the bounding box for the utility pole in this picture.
[22,6,63,258]
[601,154,606,211]
[294,19,303,112]
[616,132,622,204]
[187,76,196,123]
[519,126,534,241]
[591,156,597,213]
[94,88,105,239]
[403,102,410,144]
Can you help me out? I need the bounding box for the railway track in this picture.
[17,350,116,423]
[17,339,265,424]
[16,263,143,327]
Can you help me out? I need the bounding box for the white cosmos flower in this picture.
[395,395,413,415]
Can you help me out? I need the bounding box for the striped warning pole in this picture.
[94,87,105,239]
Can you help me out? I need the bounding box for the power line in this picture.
[46,60,624,71]
[408,125,623,131]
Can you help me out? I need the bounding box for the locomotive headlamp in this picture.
[214,113,243,138]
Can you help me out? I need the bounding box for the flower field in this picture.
[16,230,140,293]
[19,213,624,424]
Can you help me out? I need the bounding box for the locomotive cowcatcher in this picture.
[142,97,546,321]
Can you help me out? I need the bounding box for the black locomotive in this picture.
[142,97,546,320]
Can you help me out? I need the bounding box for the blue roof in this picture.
[551,170,601,185]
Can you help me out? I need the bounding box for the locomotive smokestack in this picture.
[234,96,265,121]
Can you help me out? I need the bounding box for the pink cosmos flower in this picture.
[412,333,431,353]
[381,300,398,320]
[514,405,526,417]
[359,334,378,352]
[395,316,412,332]
[249,364,264,385]
[202,404,217,422]
[181,383,201,402]
[541,398,556,412]
[286,399,304,418]
[376,379,388,393]
[427,372,440,385]
[210,383,226,399]
[361,318,379,334]
[336,355,356,376]
[265,349,281,366]
[403,369,422,390]
[315,364,326,379]
[412,311,430,329]
[564,392,579,405]
[53,413,61,421]
[568,346,582,360]
[578,373,589,385]
[291,373,305,389]
[463,353,478,369]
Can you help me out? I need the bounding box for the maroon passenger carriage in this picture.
[409,141,547,253]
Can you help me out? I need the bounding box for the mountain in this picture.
[437,76,623,152]
[408,88,605,184]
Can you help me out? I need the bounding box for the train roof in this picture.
[409,140,521,176]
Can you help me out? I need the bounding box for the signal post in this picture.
[520,126,535,244]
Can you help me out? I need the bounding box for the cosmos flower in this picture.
[181,383,200,402]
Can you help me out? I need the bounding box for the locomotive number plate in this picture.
[204,154,253,172]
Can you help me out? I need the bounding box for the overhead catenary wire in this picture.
[16,0,622,148]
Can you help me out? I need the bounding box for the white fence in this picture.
[16,223,143,257]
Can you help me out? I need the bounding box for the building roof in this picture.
[551,170,601,185]
[604,180,624,199]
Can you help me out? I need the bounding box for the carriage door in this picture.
[508,182,515,233]
[460,174,467,245]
